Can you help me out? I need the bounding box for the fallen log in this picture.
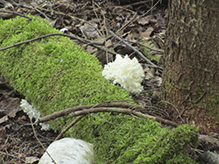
[0,16,199,163]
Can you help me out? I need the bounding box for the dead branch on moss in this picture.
[0,31,114,51]
[0,30,118,55]
[39,105,179,127]
[0,33,103,51]
[38,102,141,122]
[55,115,86,141]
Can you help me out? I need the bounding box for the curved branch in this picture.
[39,106,179,127]
[38,102,141,122]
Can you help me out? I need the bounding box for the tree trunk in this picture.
[163,0,219,134]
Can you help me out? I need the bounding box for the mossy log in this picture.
[0,16,199,163]
[0,15,132,125]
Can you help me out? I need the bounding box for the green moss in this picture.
[72,114,198,163]
[0,15,132,129]
[133,124,198,164]
[0,16,199,163]
[166,151,198,164]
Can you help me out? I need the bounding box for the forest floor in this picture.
[0,0,218,163]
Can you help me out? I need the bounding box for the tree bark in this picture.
[163,0,219,133]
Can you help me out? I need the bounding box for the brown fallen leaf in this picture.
[137,15,152,25]
[80,22,100,39]
[0,115,8,124]
[141,27,154,38]
[0,97,20,118]
[25,156,39,164]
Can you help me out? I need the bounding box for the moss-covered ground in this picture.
[0,16,199,163]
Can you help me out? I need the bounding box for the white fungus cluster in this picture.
[102,55,144,94]
[39,138,94,164]
[20,99,51,131]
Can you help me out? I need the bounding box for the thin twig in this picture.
[0,33,105,51]
[161,100,185,123]
[38,102,141,123]
[116,12,137,34]
[39,107,178,127]
[55,115,86,140]
[0,10,33,19]
[89,43,118,56]
[92,0,103,36]
[30,119,57,164]
[0,31,117,56]
[94,2,109,36]
[54,86,92,140]
[109,30,162,70]
[13,3,50,20]
[0,151,26,162]
[141,0,161,17]
[126,40,164,54]
[75,107,179,127]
